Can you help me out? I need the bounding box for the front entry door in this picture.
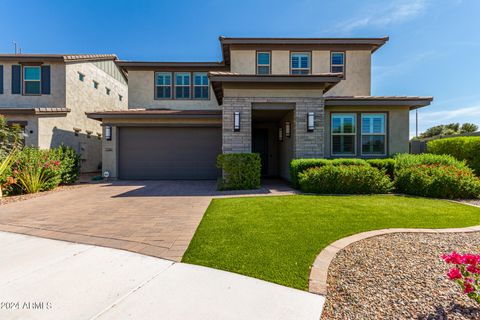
[253,129,269,176]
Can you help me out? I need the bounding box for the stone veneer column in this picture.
[294,97,325,158]
[222,97,252,153]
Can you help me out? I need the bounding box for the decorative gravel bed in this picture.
[322,232,480,320]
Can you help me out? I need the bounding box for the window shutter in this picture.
[0,65,3,94]
[11,65,21,94]
[41,65,51,94]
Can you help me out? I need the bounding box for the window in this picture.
[193,72,209,99]
[155,72,172,99]
[93,80,99,89]
[361,114,386,155]
[118,94,123,101]
[331,52,345,74]
[256,52,271,75]
[23,66,41,95]
[291,52,310,74]
[331,114,356,156]
[106,87,111,95]
[175,73,190,99]
[78,72,85,81]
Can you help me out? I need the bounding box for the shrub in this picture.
[366,158,396,179]
[290,158,369,188]
[11,147,62,193]
[442,251,480,304]
[395,164,480,199]
[298,165,393,194]
[394,153,467,172]
[428,137,480,175]
[217,153,261,190]
[53,145,80,184]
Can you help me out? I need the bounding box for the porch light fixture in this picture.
[285,121,291,138]
[234,112,240,132]
[307,112,315,132]
[105,125,112,141]
[278,127,283,142]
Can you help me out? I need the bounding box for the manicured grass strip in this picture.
[182,195,480,290]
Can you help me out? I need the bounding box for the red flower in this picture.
[466,265,480,274]
[442,252,463,264]
[464,282,474,294]
[447,268,462,280]
[462,254,480,265]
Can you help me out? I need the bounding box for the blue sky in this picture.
[1,0,479,136]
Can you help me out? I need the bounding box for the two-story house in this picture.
[0,54,128,172]
[88,37,432,180]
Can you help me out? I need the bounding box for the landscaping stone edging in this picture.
[308,225,480,295]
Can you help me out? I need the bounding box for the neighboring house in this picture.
[0,54,128,172]
[88,36,432,180]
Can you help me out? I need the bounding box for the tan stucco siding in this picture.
[324,50,371,96]
[230,50,256,74]
[271,51,290,74]
[312,51,330,74]
[127,70,219,110]
[324,106,410,157]
[0,61,66,108]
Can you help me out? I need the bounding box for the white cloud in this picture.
[335,0,429,33]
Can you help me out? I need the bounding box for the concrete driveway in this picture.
[0,231,324,320]
[0,180,295,261]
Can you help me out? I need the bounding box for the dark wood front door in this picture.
[253,129,269,176]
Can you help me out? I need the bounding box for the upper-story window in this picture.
[361,113,386,155]
[331,52,345,74]
[193,72,209,99]
[175,73,191,99]
[256,52,271,75]
[331,114,356,156]
[93,80,99,89]
[155,72,172,99]
[78,72,85,81]
[291,52,310,75]
[24,66,41,95]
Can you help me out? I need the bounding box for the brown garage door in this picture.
[118,126,222,180]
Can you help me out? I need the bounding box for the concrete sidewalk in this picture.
[0,231,324,320]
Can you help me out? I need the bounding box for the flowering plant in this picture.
[442,251,480,304]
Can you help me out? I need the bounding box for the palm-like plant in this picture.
[0,149,17,198]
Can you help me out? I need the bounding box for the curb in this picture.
[308,225,480,295]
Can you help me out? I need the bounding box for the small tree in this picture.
[460,123,479,134]
[0,116,22,197]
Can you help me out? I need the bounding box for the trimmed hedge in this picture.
[290,158,369,188]
[366,158,396,179]
[395,164,480,199]
[427,137,480,175]
[217,153,261,190]
[394,153,467,172]
[298,165,393,194]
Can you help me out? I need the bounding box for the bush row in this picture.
[1,145,80,195]
[217,153,261,190]
[427,136,480,175]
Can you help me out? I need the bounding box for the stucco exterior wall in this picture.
[271,51,290,74]
[324,106,410,157]
[0,61,66,108]
[230,50,256,74]
[127,70,219,110]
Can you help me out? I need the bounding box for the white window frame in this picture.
[256,51,271,75]
[23,66,41,95]
[193,72,209,100]
[291,52,310,75]
[331,52,345,74]
[361,113,387,156]
[155,72,172,99]
[174,72,191,99]
[331,113,357,156]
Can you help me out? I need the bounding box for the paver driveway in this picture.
[0,180,295,261]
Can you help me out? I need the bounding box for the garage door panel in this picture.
[118,127,221,180]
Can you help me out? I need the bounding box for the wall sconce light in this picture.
[278,127,283,142]
[285,121,291,137]
[234,112,240,132]
[105,125,112,141]
[307,112,315,132]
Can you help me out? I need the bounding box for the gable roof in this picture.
[0,54,118,63]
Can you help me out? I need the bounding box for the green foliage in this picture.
[427,137,480,175]
[217,153,261,190]
[366,158,396,179]
[460,123,479,134]
[394,153,467,172]
[0,115,23,154]
[298,165,393,194]
[395,164,480,199]
[53,145,80,184]
[420,122,478,138]
[11,147,62,193]
[290,158,369,188]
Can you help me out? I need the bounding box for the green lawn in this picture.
[182,195,480,290]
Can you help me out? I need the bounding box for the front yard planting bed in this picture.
[182,195,480,290]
